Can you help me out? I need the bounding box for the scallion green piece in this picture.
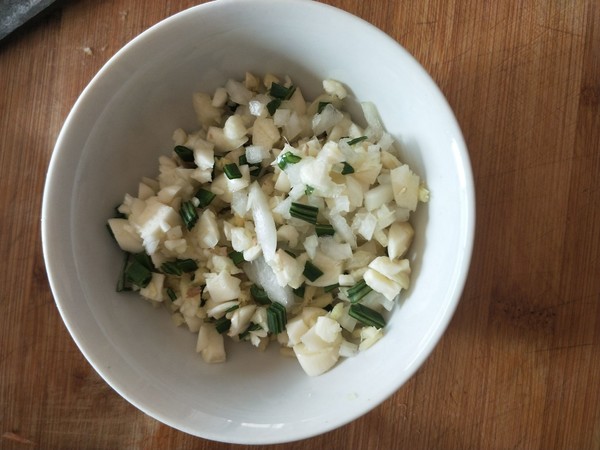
[290,202,318,224]
[277,151,302,170]
[239,154,248,165]
[315,223,335,237]
[317,101,331,114]
[239,322,262,340]
[125,257,152,288]
[194,188,216,208]
[116,253,133,292]
[303,261,324,282]
[166,287,177,302]
[347,136,368,146]
[267,302,287,334]
[174,145,195,163]
[225,304,240,313]
[223,163,242,179]
[177,259,198,273]
[215,316,232,334]
[324,283,339,293]
[180,201,198,230]
[249,165,262,177]
[346,279,373,303]
[267,99,281,116]
[270,82,296,100]
[251,284,271,305]
[284,249,296,258]
[305,185,315,196]
[131,252,154,271]
[341,162,355,175]
[228,251,244,265]
[161,261,182,276]
[293,284,306,298]
[348,303,386,329]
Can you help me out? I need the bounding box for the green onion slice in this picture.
[315,223,335,237]
[290,202,318,224]
[125,257,152,288]
[223,163,242,179]
[324,283,339,293]
[270,82,296,100]
[180,201,198,230]
[303,261,324,282]
[317,101,331,114]
[267,98,281,116]
[116,253,133,292]
[347,136,368,146]
[341,162,355,175]
[239,322,262,339]
[194,188,216,208]
[215,316,232,334]
[174,145,195,163]
[346,279,373,303]
[348,303,386,329]
[166,287,177,302]
[305,185,315,196]
[161,261,182,276]
[267,302,287,334]
[277,151,302,170]
[251,284,271,305]
[293,284,306,298]
[228,251,244,265]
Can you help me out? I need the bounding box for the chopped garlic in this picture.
[108,73,427,377]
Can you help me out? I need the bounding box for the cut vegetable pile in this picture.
[107,73,428,376]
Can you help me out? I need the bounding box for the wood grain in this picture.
[1,0,598,448]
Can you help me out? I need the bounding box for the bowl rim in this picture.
[42,0,475,444]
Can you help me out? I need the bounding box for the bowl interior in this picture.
[42,0,474,444]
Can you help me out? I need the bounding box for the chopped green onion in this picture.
[267,98,281,115]
[116,253,132,292]
[180,201,198,230]
[223,163,242,179]
[239,322,262,339]
[303,261,324,282]
[251,284,271,305]
[349,303,386,329]
[347,136,368,146]
[125,257,152,288]
[346,279,373,303]
[249,165,262,177]
[161,261,182,276]
[174,145,195,163]
[270,82,296,100]
[161,258,198,275]
[290,202,318,224]
[277,151,302,170]
[239,154,248,165]
[284,249,296,258]
[131,252,155,271]
[267,302,287,334]
[177,259,198,272]
[228,251,244,265]
[225,304,240,313]
[215,316,232,334]
[305,185,315,196]
[341,162,355,175]
[315,223,335,237]
[317,101,331,114]
[293,284,306,298]
[324,283,339,293]
[194,188,216,208]
[166,287,177,302]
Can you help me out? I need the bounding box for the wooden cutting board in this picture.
[0,0,598,448]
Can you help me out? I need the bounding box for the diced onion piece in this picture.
[248,181,277,262]
[388,222,415,259]
[205,271,241,303]
[197,324,226,363]
[293,342,340,376]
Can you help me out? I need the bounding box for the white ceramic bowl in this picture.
[42,0,474,444]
